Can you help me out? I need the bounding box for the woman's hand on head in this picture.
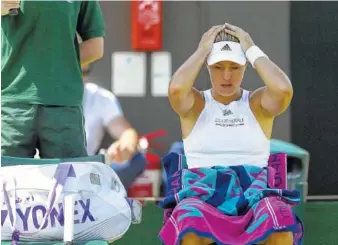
[223,23,255,52]
[198,25,225,55]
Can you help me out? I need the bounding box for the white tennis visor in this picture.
[207,41,246,66]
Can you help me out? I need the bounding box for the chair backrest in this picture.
[268,153,287,189]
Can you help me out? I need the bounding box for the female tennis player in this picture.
[164,23,302,245]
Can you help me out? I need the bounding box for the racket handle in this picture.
[9,8,19,16]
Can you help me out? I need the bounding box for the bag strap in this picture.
[2,176,20,245]
[2,163,76,243]
[2,178,17,231]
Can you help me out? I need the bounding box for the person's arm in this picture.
[169,25,224,117]
[253,57,293,116]
[168,49,208,117]
[77,0,105,65]
[1,0,20,16]
[79,37,104,66]
[106,117,139,163]
[223,23,293,116]
[106,117,139,153]
[97,88,139,161]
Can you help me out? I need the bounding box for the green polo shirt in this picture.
[1,0,105,106]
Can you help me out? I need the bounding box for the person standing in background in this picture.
[1,0,105,158]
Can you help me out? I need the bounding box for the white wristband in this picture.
[245,46,268,69]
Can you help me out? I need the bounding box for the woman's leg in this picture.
[181,232,214,245]
[265,232,293,245]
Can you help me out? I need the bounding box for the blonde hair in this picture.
[214,30,239,43]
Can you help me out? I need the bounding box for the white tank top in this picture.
[183,89,270,169]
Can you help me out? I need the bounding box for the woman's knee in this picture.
[181,232,201,245]
[181,232,213,245]
[266,231,293,245]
